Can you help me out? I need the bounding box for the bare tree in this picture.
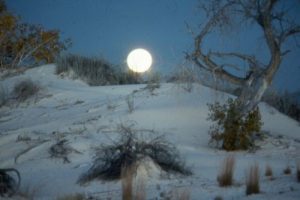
[187,0,300,114]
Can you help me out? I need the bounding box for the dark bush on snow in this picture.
[55,54,141,86]
[13,79,39,102]
[0,168,21,197]
[78,124,191,184]
[208,98,262,151]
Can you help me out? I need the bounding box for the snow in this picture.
[1,64,300,199]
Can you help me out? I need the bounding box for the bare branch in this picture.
[208,51,264,71]
[280,26,300,44]
[220,63,241,71]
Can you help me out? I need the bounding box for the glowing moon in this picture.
[127,48,152,73]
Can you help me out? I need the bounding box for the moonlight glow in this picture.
[127,48,152,73]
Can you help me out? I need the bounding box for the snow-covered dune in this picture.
[1,65,300,199]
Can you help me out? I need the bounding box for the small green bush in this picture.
[208,98,262,151]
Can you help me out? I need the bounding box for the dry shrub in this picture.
[283,165,291,175]
[214,196,223,200]
[246,163,260,195]
[169,66,195,92]
[217,155,235,187]
[77,124,191,184]
[0,168,21,198]
[13,79,39,102]
[265,164,273,177]
[48,139,81,164]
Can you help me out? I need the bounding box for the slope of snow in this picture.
[0,64,300,199]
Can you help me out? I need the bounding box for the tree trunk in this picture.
[238,73,269,115]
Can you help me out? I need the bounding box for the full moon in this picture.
[127,48,152,73]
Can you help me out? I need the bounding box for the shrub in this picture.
[283,166,291,175]
[144,72,161,95]
[0,168,21,198]
[77,124,191,184]
[13,79,39,102]
[208,98,262,151]
[117,69,142,85]
[168,66,195,92]
[56,54,118,86]
[217,155,235,187]
[56,54,141,86]
[214,196,223,200]
[246,163,260,196]
[265,164,273,177]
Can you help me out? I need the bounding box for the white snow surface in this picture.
[0,64,300,199]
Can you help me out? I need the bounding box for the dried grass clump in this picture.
[265,164,273,177]
[283,165,291,175]
[217,155,235,187]
[246,163,260,195]
[13,79,39,102]
[56,54,141,86]
[77,124,191,184]
[214,196,223,200]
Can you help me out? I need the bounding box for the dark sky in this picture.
[6,0,300,92]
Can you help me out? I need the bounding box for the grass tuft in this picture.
[283,165,291,175]
[246,163,260,195]
[217,155,235,187]
[265,164,273,177]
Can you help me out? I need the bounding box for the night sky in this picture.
[6,0,300,92]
